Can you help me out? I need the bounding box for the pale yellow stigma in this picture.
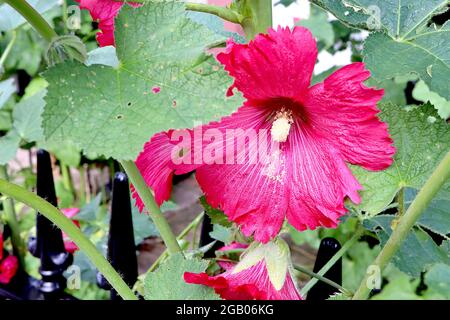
[270,110,293,142]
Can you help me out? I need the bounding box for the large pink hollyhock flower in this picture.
[133,27,395,242]
[0,256,19,284]
[61,208,81,254]
[185,238,302,300]
[77,0,141,47]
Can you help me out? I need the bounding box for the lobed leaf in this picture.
[350,103,450,215]
[43,1,242,160]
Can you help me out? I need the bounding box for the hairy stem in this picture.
[0,178,137,300]
[185,2,243,24]
[294,264,353,297]
[148,212,204,273]
[238,0,273,39]
[300,226,365,297]
[397,187,405,216]
[353,150,450,300]
[4,0,57,41]
[120,160,181,254]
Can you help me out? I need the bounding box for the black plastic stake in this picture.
[106,172,138,300]
[307,237,342,300]
[33,150,72,299]
[199,215,223,258]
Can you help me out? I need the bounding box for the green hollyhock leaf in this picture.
[364,29,450,101]
[350,103,450,215]
[0,130,20,165]
[39,139,81,167]
[132,205,159,245]
[144,253,220,300]
[3,29,45,76]
[425,263,450,299]
[311,0,448,37]
[200,196,231,227]
[75,193,103,223]
[413,80,450,119]
[12,90,46,142]
[85,46,119,68]
[0,78,16,110]
[209,224,232,244]
[43,1,242,160]
[295,6,334,48]
[312,0,449,99]
[405,188,450,238]
[0,110,12,131]
[343,241,380,292]
[371,267,421,300]
[364,215,449,277]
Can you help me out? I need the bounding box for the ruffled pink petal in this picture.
[132,132,177,211]
[133,104,270,213]
[285,122,362,231]
[0,255,19,284]
[305,62,395,170]
[195,106,288,243]
[77,0,140,47]
[217,26,317,100]
[185,260,302,300]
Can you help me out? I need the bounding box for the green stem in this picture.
[300,226,364,297]
[120,160,181,254]
[353,150,450,300]
[0,30,17,69]
[185,2,243,24]
[60,162,75,197]
[4,0,57,42]
[148,212,204,273]
[215,248,245,256]
[115,1,243,24]
[397,187,405,216]
[238,0,273,40]
[78,165,87,206]
[294,264,353,297]
[0,178,137,300]
[62,0,68,34]
[0,166,26,267]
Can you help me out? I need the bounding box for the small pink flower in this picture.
[185,239,302,300]
[0,256,18,285]
[133,27,395,242]
[61,208,81,254]
[77,0,141,47]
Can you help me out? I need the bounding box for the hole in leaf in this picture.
[152,86,161,94]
